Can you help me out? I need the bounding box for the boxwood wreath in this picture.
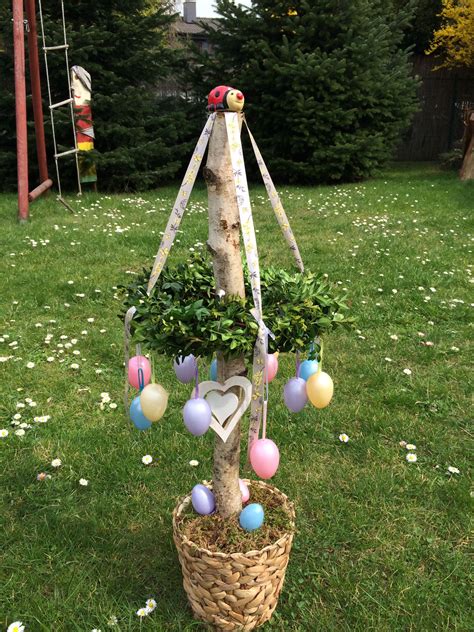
[120,252,354,361]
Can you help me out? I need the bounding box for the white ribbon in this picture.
[225,112,272,458]
[244,117,304,273]
[123,114,216,414]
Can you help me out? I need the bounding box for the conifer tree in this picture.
[0,0,195,192]
[192,0,419,184]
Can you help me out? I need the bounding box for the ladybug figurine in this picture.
[207,85,245,113]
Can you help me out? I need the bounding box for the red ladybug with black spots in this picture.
[207,85,245,112]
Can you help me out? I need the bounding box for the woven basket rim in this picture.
[173,479,295,560]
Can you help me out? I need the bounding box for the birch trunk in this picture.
[204,112,245,518]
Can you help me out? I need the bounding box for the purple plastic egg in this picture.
[191,484,215,515]
[174,354,198,384]
[284,377,308,413]
[183,397,212,436]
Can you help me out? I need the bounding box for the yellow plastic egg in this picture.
[140,383,168,422]
[306,371,334,409]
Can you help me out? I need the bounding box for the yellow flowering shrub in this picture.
[426,0,474,68]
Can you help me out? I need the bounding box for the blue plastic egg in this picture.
[239,503,264,531]
[299,359,319,381]
[191,484,216,515]
[130,396,152,431]
[210,358,218,381]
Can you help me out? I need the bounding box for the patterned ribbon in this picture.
[224,112,269,458]
[123,114,216,414]
[147,113,217,295]
[243,118,304,273]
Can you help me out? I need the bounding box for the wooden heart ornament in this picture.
[196,377,252,442]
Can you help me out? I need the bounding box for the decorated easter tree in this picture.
[122,86,353,629]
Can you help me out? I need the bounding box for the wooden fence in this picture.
[396,55,474,161]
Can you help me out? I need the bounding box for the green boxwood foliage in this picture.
[121,252,354,361]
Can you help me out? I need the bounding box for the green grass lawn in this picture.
[1,164,472,631]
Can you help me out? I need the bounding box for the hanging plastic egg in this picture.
[173,354,197,384]
[266,353,279,383]
[239,503,264,531]
[299,359,319,382]
[209,358,218,381]
[306,371,334,409]
[239,478,250,503]
[250,438,280,479]
[284,377,308,412]
[129,396,152,431]
[191,484,215,515]
[128,355,151,389]
[140,383,168,422]
[183,397,212,436]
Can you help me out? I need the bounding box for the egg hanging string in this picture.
[135,344,145,392]
[295,350,301,379]
[194,362,200,399]
[261,348,270,441]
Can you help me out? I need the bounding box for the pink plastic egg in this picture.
[266,353,279,383]
[239,479,250,503]
[250,438,280,479]
[128,355,151,390]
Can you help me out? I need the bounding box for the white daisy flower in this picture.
[15,429,25,437]
[447,466,460,475]
[51,458,62,468]
[7,621,25,632]
[0,429,9,438]
[339,433,350,443]
[403,368,412,375]
[142,455,153,465]
[390,334,398,341]
[70,363,80,370]
[406,453,417,463]
[189,460,199,467]
[79,478,89,486]
[136,608,148,617]
[146,598,157,611]
[26,362,35,369]
[109,403,117,409]
[406,444,416,451]
[34,415,50,423]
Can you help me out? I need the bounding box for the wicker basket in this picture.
[172,480,295,631]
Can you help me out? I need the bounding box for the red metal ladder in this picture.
[12,0,81,221]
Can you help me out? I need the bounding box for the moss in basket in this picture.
[176,484,294,554]
[119,252,354,360]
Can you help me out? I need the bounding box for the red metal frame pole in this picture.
[26,0,49,186]
[13,0,29,222]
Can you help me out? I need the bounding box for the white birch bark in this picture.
[204,113,244,518]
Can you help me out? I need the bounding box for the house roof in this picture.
[172,17,220,36]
